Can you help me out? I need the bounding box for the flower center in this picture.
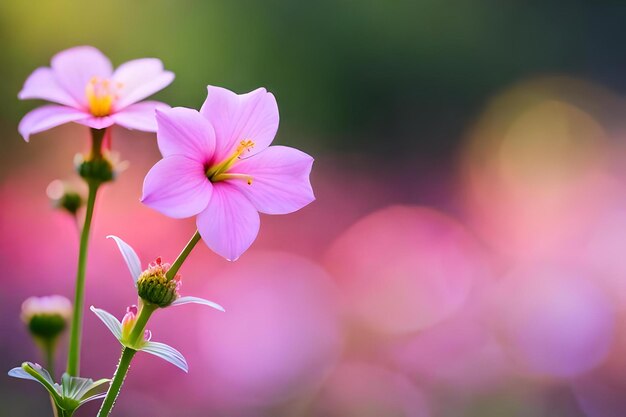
[85,77,122,117]
[206,140,255,185]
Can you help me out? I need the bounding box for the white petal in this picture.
[106,235,142,286]
[9,363,62,403]
[141,341,188,373]
[171,296,225,312]
[8,367,37,381]
[90,306,122,340]
[80,393,108,404]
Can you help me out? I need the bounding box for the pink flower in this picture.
[141,86,315,261]
[18,46,174,141]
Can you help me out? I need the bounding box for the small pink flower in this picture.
[141,86,315,261]
[18,46,174,141]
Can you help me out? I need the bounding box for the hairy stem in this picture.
[96,348,136,417]
[165,230,202,280]
[96,230,201,416]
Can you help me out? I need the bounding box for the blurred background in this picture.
[2,1,626,416]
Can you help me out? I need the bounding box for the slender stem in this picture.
[90,128,105,159]
[66,176,100,376]
[165,230,202,280]
[43,340,55,379]
[50,396,60,417]
[127,303,157,344]
[96,348,136,417]
[43,340,60,417]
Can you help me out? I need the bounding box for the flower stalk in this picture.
[96,348,136,417]
[94,230,210,417]
[66,129,105,377]
[166,230,202,280]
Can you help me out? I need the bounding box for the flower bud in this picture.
[121,305,138,341]
[137,257,181,307]
[46,180,84,216]
[21,296,72,341]
[75,153,115,184]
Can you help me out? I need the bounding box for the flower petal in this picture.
[61,373,108,401]
[111,101,169,132]
[106,235,142,286]
[200,86,279,161]
[171,296,225,312]
[75,116,115,130]
[141,155,213,218]
[18,105,88,142]
[59,375,110,404]
[8,366,39,383]
[232,146,315,214]
[112,58,174,109]
[80,393,108,404]
[141,341,188,373]
[9,363,63,404]
[196,183,260,261]
[18,67,79,107]
[51,46,113,108]
[155,107,216,161]
[90,306,122,340]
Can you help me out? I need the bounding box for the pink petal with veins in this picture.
[142,155,213,219]
[155,107,216,161]
[200,86,279,161]
[196,183,260,261]
[232,145,315,214]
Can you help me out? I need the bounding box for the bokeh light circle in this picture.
[196,251,342,409]
[325,205,484,335]
[490,263,616,378]
[311,361,430,417]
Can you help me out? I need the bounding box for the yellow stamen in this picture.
[85,76,121,117]
[211,173,253,185]
[206,139,255,182]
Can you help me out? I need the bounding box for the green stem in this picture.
[127,303,157,345]
[66,172,100,376]
[90,128,105,159]
[165,230,202,280]
[46,342,59,417]
[43,340,56,379]
[42,341,60,417]
[50,396,60,417]
[96,348,136,417]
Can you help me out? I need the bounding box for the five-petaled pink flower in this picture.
[141,86,315,261]
[18,45,174,141]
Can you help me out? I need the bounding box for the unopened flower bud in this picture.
[75,153,115,184]
[137,257,180,307]
[21,296,72,341]
[46,180,84,216]
[121,305,138,340]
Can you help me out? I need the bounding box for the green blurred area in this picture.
[0,1,623,157]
